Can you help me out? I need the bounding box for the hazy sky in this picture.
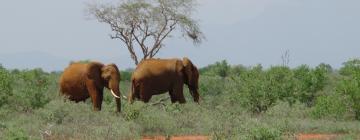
[0,0,359,71]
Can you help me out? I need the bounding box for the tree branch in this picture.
[88,0,203,65]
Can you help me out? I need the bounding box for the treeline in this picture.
[198,59,360,120]
[1,59,360,120]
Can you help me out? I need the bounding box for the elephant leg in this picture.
[90,89,103,111]
[140,92,152,103]
[139,84,152,103]
[173,84,186,104]
[97,91,104,110]
[129,82,141,104]
[178,94,186,104]
[168,90,177,103]
[115,97,121,112]
[86,80,103,111]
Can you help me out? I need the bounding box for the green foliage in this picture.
[339,58,360,76]
[8,68,51,111]
[198,76,225,96]
[3,127,29,140]
[311,93,347,119]
[336,59,360,120]
[337,72,360,120]
[236,65,278,113]
[120,69,133,81]
[123,102,145,121]
[20,69,50,109]
[38,101,70,124]
[266,66,296,106]
[0,66,13,108]
[317,63,333,73]
[293,64,327,107]
[248,126,282,140]
[201,60,231,78]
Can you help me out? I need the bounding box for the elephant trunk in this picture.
[189,88,199,103]
[109,82,121,112]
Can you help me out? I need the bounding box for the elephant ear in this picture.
[101,63,120,80]
[182,57,194,84]
[87,62,104,82]
[108,63,120,73]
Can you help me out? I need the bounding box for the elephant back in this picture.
[132,59,179,80]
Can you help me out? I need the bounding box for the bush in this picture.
[123,102,145,121]
[248,126,282,140]
[12,68,51,110]
[200,60,230,78]
[3,127,29,140]
[236,65,278,113]
[311,93,347,120]
[339,58,360,76]
[199,76,226,97]
[267,66,296,106]
[337,74,360,120]
[293,64,327,107]
[336,59,360,120]
[0,67,13,108]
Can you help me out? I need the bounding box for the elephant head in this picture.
[182,57,200,103]
[87,62,122,111]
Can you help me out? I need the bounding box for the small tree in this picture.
[88,0,204,65]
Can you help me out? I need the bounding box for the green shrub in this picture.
[0,66,13,108]
[293,64,327,107]
[311,93,347,120]
[236,65,278,113]
[339,58,360,76]
[12,68,51,110]
[337,74,360,120]
[200,60,230,78]
[336,59,360,120]
[229,64,247,76]
[199,76,225,97]
[123,102,145,121]
[248,126,282,140]
[267,66,296,106]
[4,127,29,140]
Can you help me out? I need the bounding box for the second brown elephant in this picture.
[59,62,123,112]
[129,57,200,103]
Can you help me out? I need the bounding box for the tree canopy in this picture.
[88,0,204,65]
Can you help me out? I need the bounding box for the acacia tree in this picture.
[88,0,204,65]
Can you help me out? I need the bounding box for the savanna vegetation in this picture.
[1,59,360,139]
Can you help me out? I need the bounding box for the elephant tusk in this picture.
[122,95,128,99]
[110,90,121,98]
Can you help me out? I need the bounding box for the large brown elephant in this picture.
[59,62,124,112]
[129,57,200,103]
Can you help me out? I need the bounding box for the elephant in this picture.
[129,57,200,104]
[59,61,124,112]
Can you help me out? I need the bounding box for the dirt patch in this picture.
[170,135,209,140]
[296,133,340,140]
[142,135,166,140]
[142,135,209,140]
